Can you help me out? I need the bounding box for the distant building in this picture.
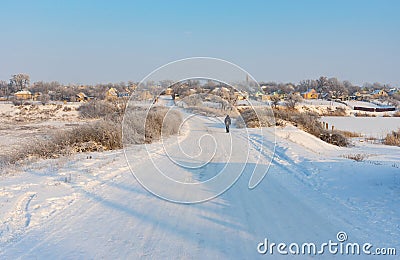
[254,91,265,100]
[370,89,388,98]
[76,92,89,102]
[33,92,42,101]
[320,92,330,100]
[234,91,248,100]
[118,92,130,98]
[350,91,362,100]
[388,88,400,96]
[261,95,270,101]
[221,87,230,93]
[105,87,118,101]
[301,89,318,99]
[14,90,32,100]
[165,88,173,95]
[336,94,349,101]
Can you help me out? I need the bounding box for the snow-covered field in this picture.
[1,109,399,258]
[0,103,83,158]
[321,116,400,137]
[345,100,381,109]
[301,99,346,107]
[296,99,348,115]
[297,99,398,117]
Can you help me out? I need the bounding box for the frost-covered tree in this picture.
[286,93,302,110]
[270,95,281,109]
[10,73,30,91]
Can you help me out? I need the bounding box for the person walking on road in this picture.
[224,115,231,133]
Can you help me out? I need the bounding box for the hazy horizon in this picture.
[1,0,399,86]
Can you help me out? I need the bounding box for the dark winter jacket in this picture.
[224,115,231,126]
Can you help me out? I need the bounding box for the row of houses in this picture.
[104,87,130,101]
[12,90,92,102]
[257,88,400,102]
[341,88,399,101]
[9,86,400,104]
[298,88,400,101]
[10,87,132,103]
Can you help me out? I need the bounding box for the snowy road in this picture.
[1,113,399,259]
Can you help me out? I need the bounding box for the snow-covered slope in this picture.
[1,114,399,259]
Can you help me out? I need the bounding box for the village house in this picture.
[371,89,388,99]
[320,92,330,100]
[118,92,130,98]
[105,87,118,101]
[234,91,248,100]
[33,92,42,101]
[118,87,132,98]
[263,93,278,101]
[254,91,268,101]
[350,91,363,101]
[14,90,32,100]
[388,88,400,96]
[165,87,173,95]
[76,92,89,102]
[338,94,350,101]
[357,90,372,100]
[301,89,318,99]
[266,90,286,100]
[331,92,349,101]
[261,95,270,101]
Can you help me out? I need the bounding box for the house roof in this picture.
[15,90,32,95]
[371,89,385,95]
[107,88,118,96]
[301,89,317,95]
[76,92,87,97]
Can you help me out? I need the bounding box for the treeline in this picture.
[0,74,398,102]
[0,74,138,101]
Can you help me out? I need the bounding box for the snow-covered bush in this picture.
[78,99,123,119]
[123,107,182,144]
[321,107,347,116]
[236,107,275,128]
[343,153,368,161]
[384,130,400,146]
[181,94,203,107]
[4,119,122,165]
[4,106,182,165]
[239,108,349,147]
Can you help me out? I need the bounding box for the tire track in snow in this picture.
[0,192,36,245]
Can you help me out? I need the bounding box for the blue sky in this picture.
[1,0,399,85]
